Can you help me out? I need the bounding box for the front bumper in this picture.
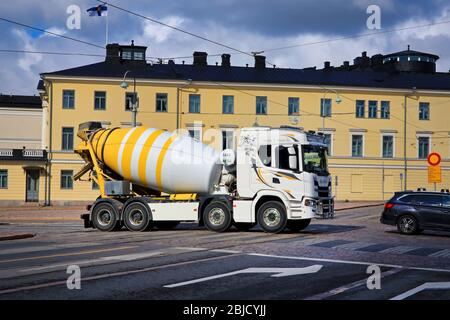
[81,213,93,228]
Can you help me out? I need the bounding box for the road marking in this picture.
[172,247,207,251]
[428,249,450,258]
[334,241,373,251]
[0,243,103,255]
[304,268,403,300]
[390,282,450,300]
[20,251,164,272]
[380,246,419,255]
[210,249,242,254]
[0,253,241,295]
[0,246,135,264]
[164,265,323,288]
[248,253,450,273]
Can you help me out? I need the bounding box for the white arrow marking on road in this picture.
[390,282,450,300]
[164,265,323,288]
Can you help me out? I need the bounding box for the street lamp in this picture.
[120,70,138,127]
[321,89,342,130]
[403,87,420,190]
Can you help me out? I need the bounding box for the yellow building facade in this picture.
[31,44,450,203]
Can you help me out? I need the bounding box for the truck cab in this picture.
[234,126,333,223]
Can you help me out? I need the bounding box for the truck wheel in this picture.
[91,202,119,232]
[154,221,180,230]
[203,201,232,232]
[257,201,287,233]
[287,219,311,232]
[397,215,421,235]
[234,223,255,231]
[123,201,152,232]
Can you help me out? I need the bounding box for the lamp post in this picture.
[403,87,419,190]
[320,89,342,130]
[120,70,138,127]
[176,79,193,130]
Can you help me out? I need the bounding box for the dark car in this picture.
[380,191,450,235]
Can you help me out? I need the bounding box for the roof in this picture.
[384,49,439,60]
[41,60,450,91]
[0,95,42,109]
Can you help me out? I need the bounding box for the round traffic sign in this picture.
[427,152,441,166]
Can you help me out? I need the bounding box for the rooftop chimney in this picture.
[324,61,331,69]
[193,51,208,66]
[105,43,121,63]
[362,51,367,58]
[221,54,231,67]
[254,55,266,69]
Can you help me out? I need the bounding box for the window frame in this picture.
[60,170,74,190]
[125,92,137,111]
[222,95,234,114]
[320,98,332,117]
[156,93,168,113]
[355,100,365,118]
[368,100,378,119]
[61,127,74,151]
[221,129,235,150]
[189,94,201,114]
[381,134,395,158]
[256,96,267,115]
[380,101,390,119]
[288,97,300,116]
[351,134,364,157]
[419,102,430,121]
[417,135,431,159]
[0,169,7,189]
[94,91,106,110]
[62,89,75,109]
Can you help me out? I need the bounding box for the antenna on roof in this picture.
[407,44,410,51]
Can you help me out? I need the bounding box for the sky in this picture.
[0,0,449,95]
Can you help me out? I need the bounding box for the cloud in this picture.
[142,16,185,43]
[13,29,43,72]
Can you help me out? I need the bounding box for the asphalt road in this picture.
[1,205,450,300]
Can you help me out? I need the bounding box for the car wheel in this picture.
[91,202,120,232]
[397,215,420,235]
[257,201,287,233]
[287,219,311,232]
[123,201,152,232]
[203,201,232,232]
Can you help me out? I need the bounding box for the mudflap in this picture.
[81,213,93,228]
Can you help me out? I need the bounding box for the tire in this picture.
[234,223,255,232]
[287,219,311,232]
[203,201,232,232]
[257,201,287,233]
[397,215,420,235]
[91,202,120,232]
[154,221,180,230]
[123,201,152,232]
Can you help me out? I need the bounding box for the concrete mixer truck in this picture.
[75,122,334,233]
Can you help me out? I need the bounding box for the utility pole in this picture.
[403,95,407,190]
[120,71,138,127]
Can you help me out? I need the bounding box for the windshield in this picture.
[302,145,329,175]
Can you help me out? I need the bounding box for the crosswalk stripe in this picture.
[380,246,419,254]
[334,242,373,251]
[429,249,450,258]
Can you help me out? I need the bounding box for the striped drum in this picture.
[90,127,222,194]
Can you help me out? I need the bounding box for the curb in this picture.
[0,233,35,241]
[335,203,384,211]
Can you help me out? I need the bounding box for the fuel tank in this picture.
[89,126,222,194]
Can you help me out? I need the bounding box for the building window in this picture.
[323,134,332,156]
[125,92,137,111]
[62,127,74,151]
[380,101,390,119]
[288,97,299,115]
[419,102,430,120]
[188,128,201,141]
[256,96,267,115]
[222,130,234,150]
[320,98,332,117]
[122,50,132,60]
[60,170,73,189]
[0,170,7,189]
[382,135,394,158]
[222,95,234,114]
[418,136,430,159]
[156,93,168,112]
[355,100,365,118]
[368,101,377,118]
[94,91,106,110]
[189,94,201,113]
[351,135,363,157]
[62,90,75,109]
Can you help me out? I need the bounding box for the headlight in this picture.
[304,199,317,208]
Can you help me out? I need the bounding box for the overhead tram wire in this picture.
[97,0,277,67]
[0,17,105,50]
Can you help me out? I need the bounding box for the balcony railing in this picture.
[0,148,47,161]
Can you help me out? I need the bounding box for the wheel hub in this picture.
[263,208,281,227]
[209,208,225,226]
[130,209,144,226]
[97,209,111,226]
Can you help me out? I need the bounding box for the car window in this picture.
[400,194,443,206]
[442,195,450,207]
